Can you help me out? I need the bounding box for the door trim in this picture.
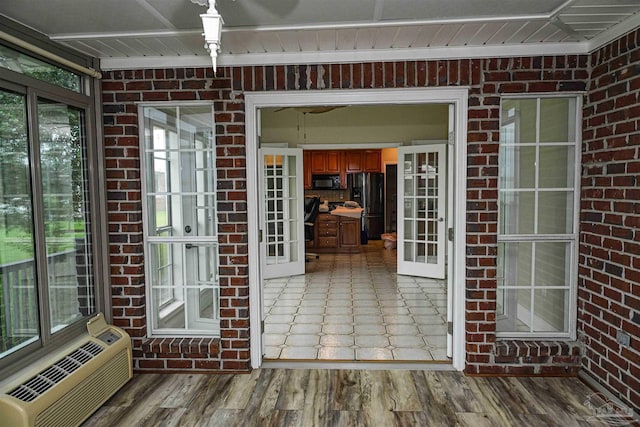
[246,88,468,371]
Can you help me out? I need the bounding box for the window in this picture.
[0,46,103,370]
[497,96,580,338]
[0,44,82,92]
[140,104,219,336]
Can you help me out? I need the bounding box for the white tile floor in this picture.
[263,241,448,361]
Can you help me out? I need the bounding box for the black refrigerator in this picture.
[347,172,384,240]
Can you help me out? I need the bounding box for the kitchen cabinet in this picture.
[310,150,341,174]
[316,214,339,248]
[312,213,360,253]
[304,149,380,188]
[343,149,382,173]
[303,151,312,189]
[345,150,363,172]
[362,150,382,172]
[339,217,360,248]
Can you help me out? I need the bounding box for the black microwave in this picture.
[312,174,341,190]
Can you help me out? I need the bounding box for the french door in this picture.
[258,148,305,279]
[397,144,447,279]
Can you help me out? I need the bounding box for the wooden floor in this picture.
[83,368,619,427]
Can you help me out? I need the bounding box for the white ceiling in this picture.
[1,0,639,70]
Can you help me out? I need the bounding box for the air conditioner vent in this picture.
[8,342,105,403]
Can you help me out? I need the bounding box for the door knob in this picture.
[185,225,192,233]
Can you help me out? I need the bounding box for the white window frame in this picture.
[139,101,220,337]
[497,94,582,340]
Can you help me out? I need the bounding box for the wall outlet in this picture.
[616,330,631,347]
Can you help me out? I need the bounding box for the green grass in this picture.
[0,221,85,264]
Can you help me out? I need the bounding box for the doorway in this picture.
[246,88,468,370]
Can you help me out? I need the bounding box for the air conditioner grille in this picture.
[8,341,105,403]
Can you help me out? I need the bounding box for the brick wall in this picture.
[580,28,640,410]
[102,56,588,374]
[102,68,249,372]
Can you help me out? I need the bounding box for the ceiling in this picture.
[0,0,639,70]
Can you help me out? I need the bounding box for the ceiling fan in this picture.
[274,106,346,114]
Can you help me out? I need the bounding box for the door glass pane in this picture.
[263,153,299,265]
[0,89,39,356]
[38,99,94,333]
[398,145,446,278]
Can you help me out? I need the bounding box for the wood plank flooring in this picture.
[83,369,622,426]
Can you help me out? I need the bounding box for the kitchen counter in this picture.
[308,213,361,253]
[330,206,364,219]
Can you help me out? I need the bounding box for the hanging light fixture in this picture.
[192,0,223,72]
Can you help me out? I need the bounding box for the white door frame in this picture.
[246,88,468,371]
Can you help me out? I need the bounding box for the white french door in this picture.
[259,148,305,279]
[397,144,447,279]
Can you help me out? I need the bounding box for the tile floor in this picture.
[263,241,448,361]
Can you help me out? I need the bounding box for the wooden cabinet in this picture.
[310,150,341,174]
[362,150,381,172]
[316,214,339,248]
[304,149,380,189]
[339,217,360,248]
[303,151,312,189]
[312,213,360,253]
[345,150,363,172]
[343,149,381,173]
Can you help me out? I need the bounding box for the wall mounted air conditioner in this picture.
[0,313,132,427]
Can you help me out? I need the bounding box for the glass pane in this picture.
[0,89,39,356]
[151,242,174,307]
[145,104,220,333]
[289,242,298,262]
[179,106,214,150]
[144,107,217,239]
[534,242,571,287]
[499,146,536,189]
[403,219,413,240]
[516,289,532,332]
[496,288,532,333]
[403,154,414,174]
[498,242,532,287]
[0,45,82,92]
[540,98,575,143]
[539,146,574,188]
[404,198,414,219]
[501,98,537,143]
[403,241,414,262]
[150,242,219,330]
[538,191,573,234]
[533,289,567,332]
[499,191,535,235]
[38,99,95,333]
[199,288,216,319]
